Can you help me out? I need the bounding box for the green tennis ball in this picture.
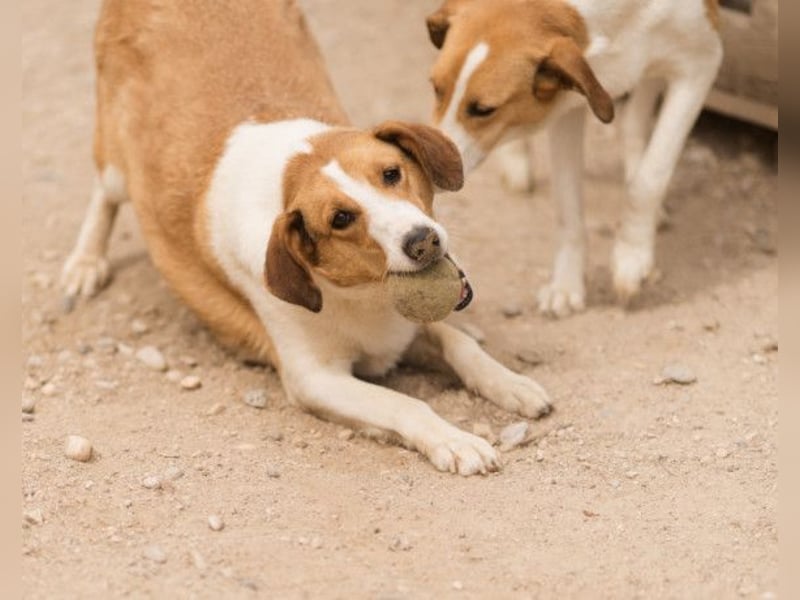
[387,257,464,323]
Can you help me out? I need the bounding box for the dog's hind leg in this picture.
[60,165,128,311]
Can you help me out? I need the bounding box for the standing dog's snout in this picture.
[402,226,442,265]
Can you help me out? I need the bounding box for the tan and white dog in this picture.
[60,0,552,475]
[426,0,723,316]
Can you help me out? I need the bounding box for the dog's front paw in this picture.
[481,370,552,419]
[612,238,654,304]
[537,280,586,318]
[60,253,111,310]
[424,427,500,476]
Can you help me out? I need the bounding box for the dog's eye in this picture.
[382,167,401,186]
[467,101,496,118]
[331,210,356,230]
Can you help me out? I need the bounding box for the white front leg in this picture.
[284,363,499,476]
[496,137,534,193]
[538,108,587,318]
[425,322,552,418]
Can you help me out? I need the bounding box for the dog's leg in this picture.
[61,166,128,309]
[286,367,500,476]
[496,136,534,193]
[425,322,552,418]
[537,108,587,318]
[620,79,663,184]
[612,61,721,302]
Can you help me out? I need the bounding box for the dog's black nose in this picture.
[402,226,441,264]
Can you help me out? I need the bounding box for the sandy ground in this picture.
[21,1,778,598]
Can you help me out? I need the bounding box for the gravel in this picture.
[130,319,149,335]
[135,346,168,371]
[337,428,354,441]
[41,382,57,396]
[24,508,44,525]
[64,435,93,462]
[208,515,225,531]
[499,422,529,451]
[180,375,202,390]
[22,396,37,414]
[141,475,162,489]
[164,466,184,481]
[657,363,697,385]
[501,303,522,318]
[389,535,412,552]
[143,545,167,564]
[242,388,268,409]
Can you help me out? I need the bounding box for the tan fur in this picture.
[704,0,720,30]
[94,0,348,363]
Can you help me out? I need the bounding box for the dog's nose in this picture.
[402,226,442,264]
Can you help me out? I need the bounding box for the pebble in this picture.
[164,466,184,481]
[389,535,413,552]
[516,350,544,366]
[95,337,117,355]
[205,403,226,416]
[165,369,183,383]
[266,466,281,479]
[452,581,464,591]
[242,388,268,409]
[64,435,93,462]
[136,346,167,371]
[24,508,44,525]
[208,515,225,531]
[41,382,57,396]
[130,319,149,335]
[337,428,354,441]
[180,356,198,367]
[22,396,36,414]
[610,479,621,489]
[499,421,529,451]
[190,549,207,571]
[310,537,323,549]
[535,448,545,462]
[716,448,731,459]
[26,355,44,369]
[459,323,486,344]
[141,475,162,489]
[22,414,34,422]
[180,375,202,390]
[625,470,639,479]
[501,303,522,318]
[657,364,697,385]
[751,353,767,365]
[143,545,167,564]
[703,319,720,332]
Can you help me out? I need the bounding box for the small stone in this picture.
[659,364,697,385]
[499,421,529,451]
[459,323,486,344]
[95,337,117,355]
[135,346,167,371]
[190,549,207,571]
[130,319,149,335]
[143,545,167,563]
[337,428,354,441]
[752,353,767,365]
[535,448,545,462]
[625,470,639,479]
[610,479,621,489]
[22,396,36,414]
[293,438,308,449]
[164,466,184,481]
[77,342,93,355]
[41,382,57,396]
[64,435,93,462]
[452,581,464,591]
[264,430,283,442]
[180,375,202,390]
[205,403,226,416]
[208,515,224,531]
[180,356,198,367]
[501,303,522,318]
[266,466,281,479]
[759,337,778,353]
[165,369,183,383]
[142,475,162,489]
[26,355,44,368]
[22,413,34,422]
[242,388,268,409]
[117,343,134,356]
[516,349,544,366]
[24,508,44,525]
[310,537,323,549]
[389,535,412,552]
[716,448,731,459]
[702,319,720,332]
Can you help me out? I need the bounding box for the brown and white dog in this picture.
[60,0,552,475]
[426,0,723,317]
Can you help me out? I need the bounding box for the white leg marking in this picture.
[496,137,534,193]
[613,58,721,302]
[287,365,500,476]
[538,108,587,318]
[61,167,128,308]
[620,79,663,184]
[427,322,552,418]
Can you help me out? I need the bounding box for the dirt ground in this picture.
[21,1,778,598]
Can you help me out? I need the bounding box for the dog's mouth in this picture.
[450,257,473,312]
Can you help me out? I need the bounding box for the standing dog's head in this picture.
[265,121,464,313]
[426,0,614,172]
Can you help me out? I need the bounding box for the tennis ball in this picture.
[387,257,467,323]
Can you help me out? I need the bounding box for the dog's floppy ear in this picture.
[426,0,472,48]
[533,37,615,124]
[374,121,464,192]
[264,210,322,313]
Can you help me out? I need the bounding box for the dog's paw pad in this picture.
[427,430,500,476]
[60,254,111,306]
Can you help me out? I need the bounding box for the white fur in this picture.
[439,41,489,172]
[321,160,448,271]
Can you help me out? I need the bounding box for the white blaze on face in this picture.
[321,160,448,272]
[439,41,490,173]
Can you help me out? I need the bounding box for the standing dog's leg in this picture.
[284,365,500,476]
[620,79,663,184]
[496,136,534,193]
[61,166,128,309]
[612,58,721,302]
[537,107,587,318]
[425,322,552,418]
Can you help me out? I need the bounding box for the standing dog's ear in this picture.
[265,211,322,312]
[426,0,472,48]
[533,37,615,124]
[374,121,464,192]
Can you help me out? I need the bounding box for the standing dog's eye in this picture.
[467,101,496,117]
[331,210,356,230]
[382,167,401,186]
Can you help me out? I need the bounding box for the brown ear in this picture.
[374,121,464,191]
[426,9,451,49]
[533,37,615,124]
[264,211,322,313]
